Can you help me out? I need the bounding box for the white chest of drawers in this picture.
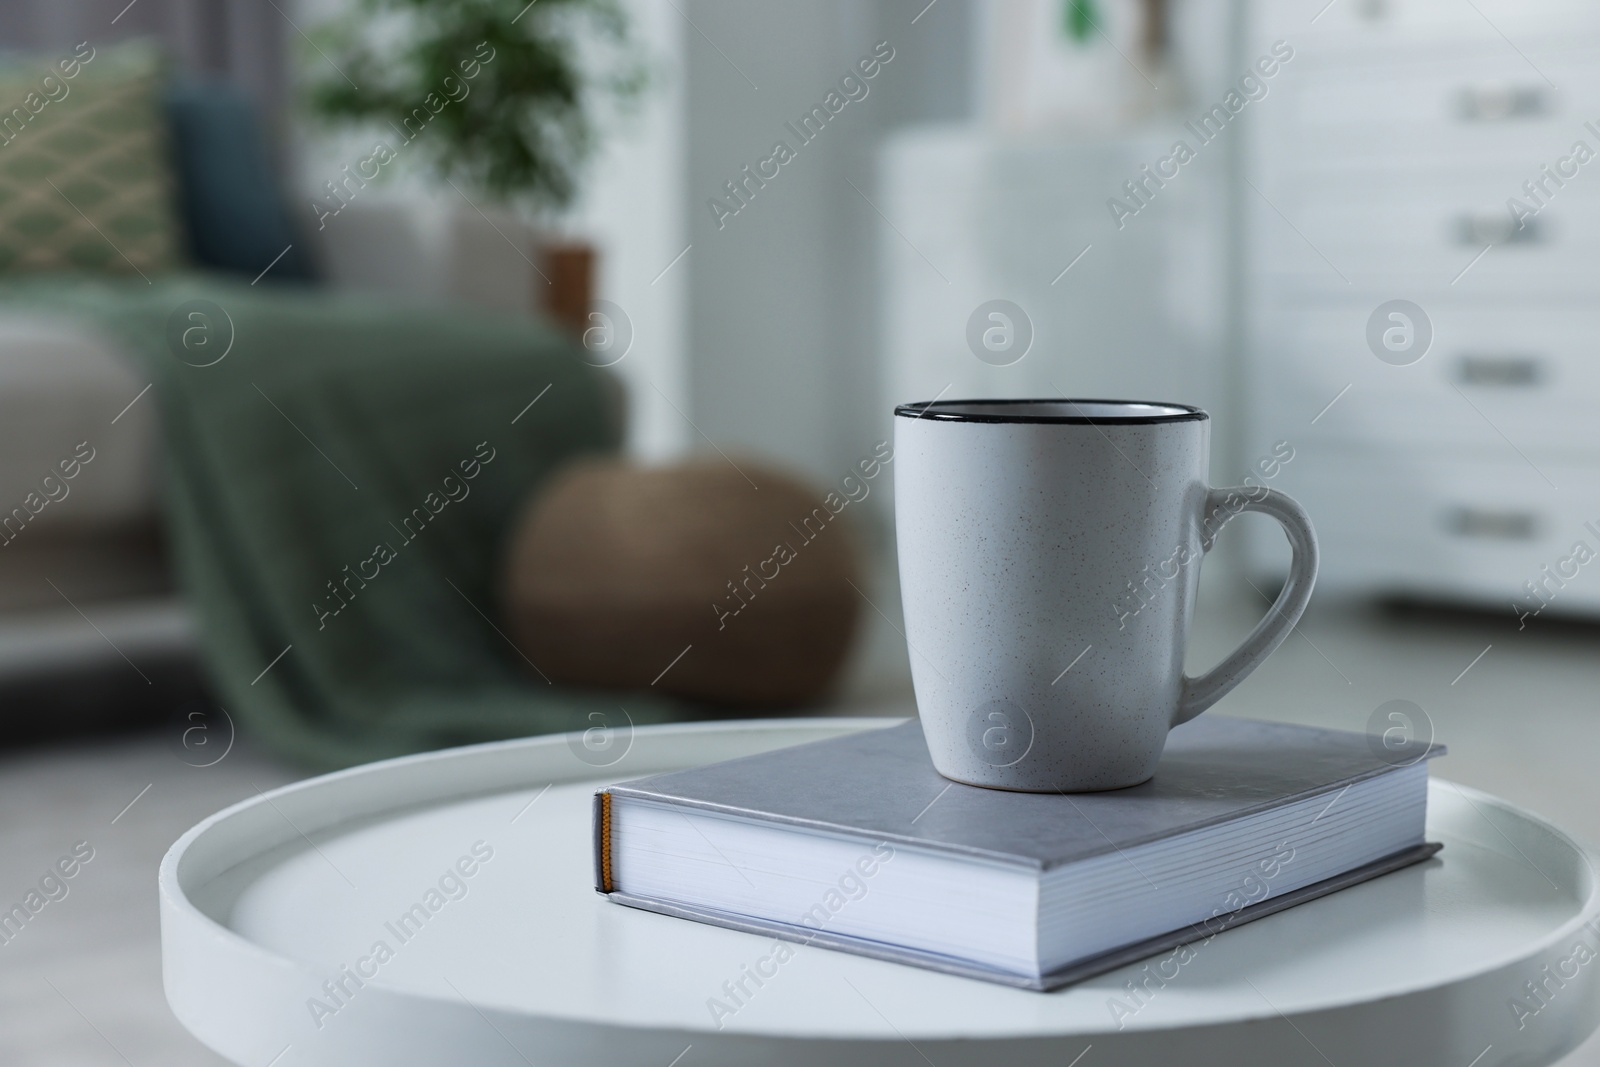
[1243,0,1600,618]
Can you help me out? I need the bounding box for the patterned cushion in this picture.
[0,40,183,276]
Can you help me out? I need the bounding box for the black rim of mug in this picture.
[893,398,1209,425]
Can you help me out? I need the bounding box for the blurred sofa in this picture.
[0,196,541,666]
[0,31,570,731]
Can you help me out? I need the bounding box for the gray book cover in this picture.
[596,716,1445,990]
[601,716,1444,871]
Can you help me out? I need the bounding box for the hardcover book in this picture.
[594,717,1444,990]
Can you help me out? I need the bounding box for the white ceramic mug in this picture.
[894,399,1318,792]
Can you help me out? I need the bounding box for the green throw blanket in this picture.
[0,274,686,767]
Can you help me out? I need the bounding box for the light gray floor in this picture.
[1,575,1597,1065]
[0,735,298,1066]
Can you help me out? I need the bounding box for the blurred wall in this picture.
[565,0,692,464]
[682,0,977,503]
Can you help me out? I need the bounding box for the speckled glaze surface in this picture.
[894,399,1319,792]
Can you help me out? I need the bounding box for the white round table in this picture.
[161,718,1600,1066]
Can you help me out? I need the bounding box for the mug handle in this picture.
[1173,486,1319,726]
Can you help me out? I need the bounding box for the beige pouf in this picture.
[502,458,863,707]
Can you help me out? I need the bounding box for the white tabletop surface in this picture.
[161,717,1600,1066]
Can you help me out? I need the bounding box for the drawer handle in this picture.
[1458,85,1549,122]
[1445,507,1540,541]
[1456,354,1544,387]
[1457,212,1539,246]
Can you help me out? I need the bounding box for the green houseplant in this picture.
[306,0,646,212]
